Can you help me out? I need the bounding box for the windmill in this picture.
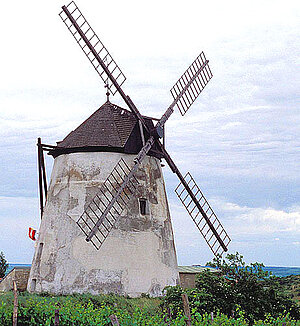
[27,1,230,296]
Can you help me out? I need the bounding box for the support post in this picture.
[37,138,44,218]
[54,309,60,326]
[13,281,18,326]
[181,293,191,326]
[109,314,120,326]
[40,145,47,198]
[163,306,171,325]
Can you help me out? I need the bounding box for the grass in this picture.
[0,291,299,325]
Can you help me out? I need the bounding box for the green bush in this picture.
[205,252,300,322]
[162,253,300,324]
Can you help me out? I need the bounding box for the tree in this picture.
[205,252,299,322]
[194,268,234,315]
[163,252,300,323]
[0,251,8,278]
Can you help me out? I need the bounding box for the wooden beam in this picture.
[40,145,48,198]
[181,293,191,326]
[37,138,44,218]
[54,309,60,326]
[13,281,18,326]
[109,314,120,326]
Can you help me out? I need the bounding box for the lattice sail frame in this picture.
[175,172,231,256]
[77,158,139,249]
[59,2,231,255]
[59,1,126,95]
[170,52,213,116]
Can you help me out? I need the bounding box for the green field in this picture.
[277,274,300,302]
[2,255,299,325]
[0,291,299,326]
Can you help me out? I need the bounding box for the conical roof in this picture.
[57,102,136,148]
[49,101,162,159]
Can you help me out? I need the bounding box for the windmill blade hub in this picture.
[154,125,164,139]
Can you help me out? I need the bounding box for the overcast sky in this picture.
[0,0,299,266]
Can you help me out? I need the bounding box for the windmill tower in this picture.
[27,1,231,296]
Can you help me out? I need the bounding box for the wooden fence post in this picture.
[54,309,60,326]
[13,280,18,326]
[163,306,171,325]
[181,293,191,326]
[109,314,120,326]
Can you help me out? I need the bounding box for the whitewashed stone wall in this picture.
[27,152,179,297]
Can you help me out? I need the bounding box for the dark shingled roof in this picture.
[49,101,163,159]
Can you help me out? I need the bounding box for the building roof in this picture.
[178,266,219,274]
[49,101,163,159]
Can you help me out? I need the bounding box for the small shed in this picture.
[178,266,219,289]
[0,266,31,292]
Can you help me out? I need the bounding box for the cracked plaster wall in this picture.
[27,152,179,297]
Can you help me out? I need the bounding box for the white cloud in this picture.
[0,0,299,267]
[170,197,300,266]
[211,199,300,234]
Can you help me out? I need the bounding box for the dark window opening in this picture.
[31,279,36,292]
[36,243,44,262]
[36,242,44,271]
[139,198,149,215]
